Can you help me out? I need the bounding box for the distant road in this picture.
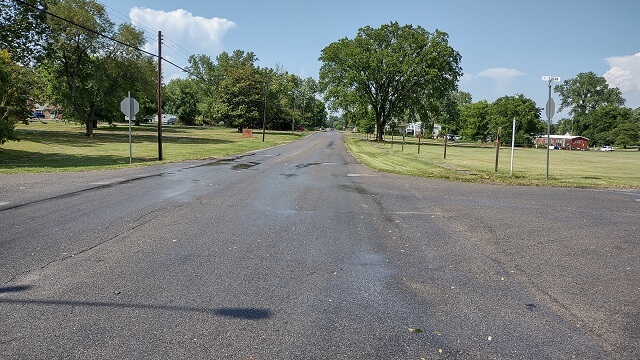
[1,131,638,359]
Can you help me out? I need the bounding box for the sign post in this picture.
[510,118,516,176]
[542,76,560,182]
[120,92,139,164]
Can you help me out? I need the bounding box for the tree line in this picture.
[318,22,639,148]
[2,1,638,149]
[167,52,326,131]
[328,76,639,149]
[0,0,326,144]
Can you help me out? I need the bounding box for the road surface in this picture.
[1,131,638,359]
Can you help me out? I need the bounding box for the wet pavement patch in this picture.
[338,183,371,195]
[295,162,322,169]
[232,161,260,170]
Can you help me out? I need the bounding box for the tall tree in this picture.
[488,94,545,146]
[210,50,262,130]
[186,54,218,123]
[582,104,633,145]
[0,0,49,65]
[554,71,626,136]
[164,78,199,125]
[319,22,462,141]
[611,122,639,149]
[459,100,490,142]
[0,49,38,144]
[42,0,155,135]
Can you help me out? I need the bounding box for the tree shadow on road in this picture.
[0,297,272,320]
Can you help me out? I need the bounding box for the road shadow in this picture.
[0,285,32,293]
[0,297,272,320]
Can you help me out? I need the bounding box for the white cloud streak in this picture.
[478,68,526,80]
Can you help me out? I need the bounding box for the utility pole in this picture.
[494,127,501,172]
[157,31,163,161]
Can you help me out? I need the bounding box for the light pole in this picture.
[542,76,561,181]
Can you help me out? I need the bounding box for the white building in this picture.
[401,122,442,138]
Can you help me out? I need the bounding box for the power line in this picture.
[14,0,197,79]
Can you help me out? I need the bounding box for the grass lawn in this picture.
[0,121,306,173]
[345,135,640,188]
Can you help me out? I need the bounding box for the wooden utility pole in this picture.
[157,31,163,161]
[494,127,502,172]
[443,128,448,159]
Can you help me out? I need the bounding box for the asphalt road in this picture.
[1,131,638,359]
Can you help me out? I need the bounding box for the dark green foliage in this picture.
[0,49,38,144]
[319,22,462,141]
[0,0,49,65]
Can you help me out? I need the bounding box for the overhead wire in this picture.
[13,0,209,83]
[102,3,195,66]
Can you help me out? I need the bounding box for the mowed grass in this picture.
[0,121,306,173]
[345,135,640,188]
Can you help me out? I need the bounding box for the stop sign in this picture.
[120,97,140,118]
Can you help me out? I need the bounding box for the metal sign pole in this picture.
[546,81,551,181]
[128,91,132,164]
[510,118,515,176]
[542,76,560,182]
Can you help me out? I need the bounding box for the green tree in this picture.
[210,50,262,130]
[554,71,626,137]
[0,49,38,144]
[0,0,49,65]
[295,77,319,129]
[326,114,344,130]
[186,54,218,123]
[583,104,633,145]
[164,78,199,125]
[42,0,153,136]
[319,22,462,141]
[611,122,639,149]
[555,117,573,135]
[428,91,465,137]
[358,107,376,138]
[488,94,545,146]
[459,100,490,142]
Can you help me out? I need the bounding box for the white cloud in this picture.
[478,68,526,80]
[130,8,236,49]
[468,68,526,99]
[459,73,476,83]
[604,52,640,109]
[129,8,236,81]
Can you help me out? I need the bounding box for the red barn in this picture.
[534,134,589,150]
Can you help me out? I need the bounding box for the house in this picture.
[405,122,422,136]
[400,122,443,138]
[534,134,589,150]
[32,104,61,119]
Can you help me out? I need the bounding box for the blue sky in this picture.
[103,0,640,120]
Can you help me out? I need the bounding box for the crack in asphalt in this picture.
[1,205,176,287]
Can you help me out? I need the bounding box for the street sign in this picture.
[121,93,139,164]
[120,96,139,119]
[542,76,561,82]
[545,97,555,121]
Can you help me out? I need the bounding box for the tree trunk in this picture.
[376,117,384,141]
[85,119,93,137]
